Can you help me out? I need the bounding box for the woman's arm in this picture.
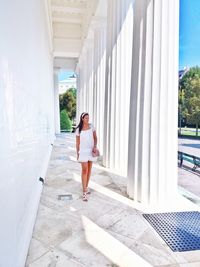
[76,135,80,160]
[93,131,97,148]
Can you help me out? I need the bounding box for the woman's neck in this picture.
[82,123,89,129]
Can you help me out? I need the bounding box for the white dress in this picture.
[75,124,97,162]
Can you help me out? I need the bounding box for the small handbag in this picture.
[92,148,100,157]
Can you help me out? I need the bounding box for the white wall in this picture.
[0,1,55,266]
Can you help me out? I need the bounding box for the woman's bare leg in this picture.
[86,161,93,188]
[81,162,88,192]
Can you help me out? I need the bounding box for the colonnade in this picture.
[76,0,179,206]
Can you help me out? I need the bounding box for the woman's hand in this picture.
[92,146,97,153]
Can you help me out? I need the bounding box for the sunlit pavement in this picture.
[26,133,200,267]
[178,137,200,157]
[178,137,200,204]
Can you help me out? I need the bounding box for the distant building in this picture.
[59,77,76,94]
[179,67,190,79]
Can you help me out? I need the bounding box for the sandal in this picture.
[82,192,88,201]
[86,187,91,194]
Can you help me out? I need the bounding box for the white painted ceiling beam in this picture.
[52,11,83,24]
[53,51,80,58]
[51,0,86,9]
[54,57,77,70]
[53,22,82,38]
[52,16,82,24]
[52,5,86,14]
[49,0,101,70]
[53,37,81,58]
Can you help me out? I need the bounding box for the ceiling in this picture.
[49,0,99,71]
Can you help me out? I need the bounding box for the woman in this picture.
[75,112,98,201]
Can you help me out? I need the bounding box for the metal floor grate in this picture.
[58,194,73,201]
[143,211,200,252]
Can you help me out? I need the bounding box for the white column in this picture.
[127,0,179,206]
[76,37,94,121]
[80,49,87,114]
[77,23,106,142]
[92,19,106,154]
[75,67,80,123]
[121,0,133,173]
[54,69,60,134]
[103,0,133,175]
[99,26,106,155]
[93,30,98,130]
[82,51,87,113]
[86,39,94,122]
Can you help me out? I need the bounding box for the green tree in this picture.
[69,87,76,98]
[179,66,200,136]
[59,88,76,122]
[187,96,200,136]
[178,88,185,134]
[60,109,72,131]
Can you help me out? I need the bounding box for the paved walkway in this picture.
[26,134,200,267]
[178,137,200,202]
[178,138,200,158]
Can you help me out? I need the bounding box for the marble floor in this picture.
[26,133,200,267]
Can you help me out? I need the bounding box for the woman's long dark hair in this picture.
[76,112,89,134]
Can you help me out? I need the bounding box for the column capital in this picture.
[53,67,60,75]
[90,16,107,30]
[84,38,94,50]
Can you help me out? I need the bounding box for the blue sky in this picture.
[179,0,200,70]
[58,71,74,81]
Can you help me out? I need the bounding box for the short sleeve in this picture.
[90,124,96,132]
[75,128,80,136]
